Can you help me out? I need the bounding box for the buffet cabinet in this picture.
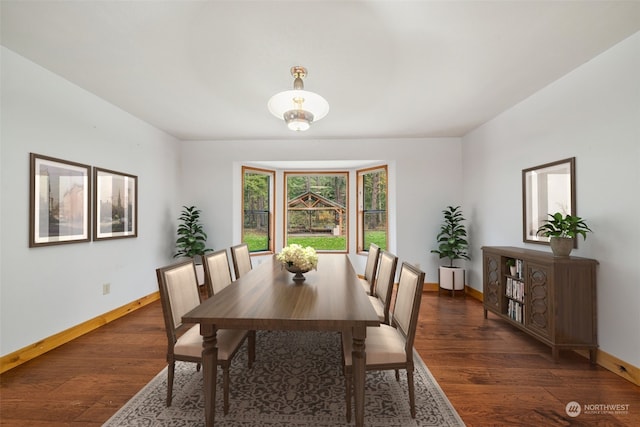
[482,246,598,363]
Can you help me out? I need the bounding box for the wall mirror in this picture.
[522,157,575,245]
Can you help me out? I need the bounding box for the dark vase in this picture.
[284,264,310,282]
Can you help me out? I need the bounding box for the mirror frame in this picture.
[522,157,576,245]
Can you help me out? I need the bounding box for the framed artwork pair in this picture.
[29,153,137,247]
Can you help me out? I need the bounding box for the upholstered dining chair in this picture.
[367,250,398,324]
[358,243,380,295]
[156,259,255,414]
[202,249,233,297]
[230,243,252,279]
[202,248,258,364]
[342,261,425,422]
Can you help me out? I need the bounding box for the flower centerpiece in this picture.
[276,244,318,281]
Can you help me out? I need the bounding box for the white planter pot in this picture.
[438,266,465,291]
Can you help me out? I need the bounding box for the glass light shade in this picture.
[287,119,311,132]
[268,90,330,123]
[287,118,311,132]
[284,110,313,131]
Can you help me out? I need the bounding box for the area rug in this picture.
[104,330,465,426]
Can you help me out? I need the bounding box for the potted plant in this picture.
[175,205,212,284]
[506,258,517,276]
[431,206,470,294]
[536,212,592,257]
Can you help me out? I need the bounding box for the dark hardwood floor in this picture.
[1,293,638,426]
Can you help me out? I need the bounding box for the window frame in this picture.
[357,165,388,253]
[283,171,349,253]
[241,166,275,254]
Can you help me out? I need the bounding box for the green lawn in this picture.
[243,233,268,252]
[364,231,387,250]
[287,236,346,250]
[244,230,387,252]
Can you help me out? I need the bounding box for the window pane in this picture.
[242,168,273,252]
[359,166,387,251]
[364,212,386,249]
[285,172,348,252]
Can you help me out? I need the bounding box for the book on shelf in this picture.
[507,299,524,323]
[505,277,524,303]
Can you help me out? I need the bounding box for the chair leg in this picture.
[248,330,256,368]
[223,364,230,415]
[166,362,175,407]
[407,368,416,418]
[196,362,201,372]
[395,369,400,381]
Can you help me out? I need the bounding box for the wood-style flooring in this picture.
[1,293,638,426]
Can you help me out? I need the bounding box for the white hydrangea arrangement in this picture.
[276,244,318,271]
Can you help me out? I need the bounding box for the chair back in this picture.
[363,243,381,284]
[391,262,425,352]
[374,250,399,322]
[156,260,201,343]
[202,249,233,296]
[231,243,252,279]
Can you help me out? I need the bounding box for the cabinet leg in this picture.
[589,348,597,364]
[483,309,487,319]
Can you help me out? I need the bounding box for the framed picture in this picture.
[93,167,138,240]
[30,153,91,247]
[522,157,575,245]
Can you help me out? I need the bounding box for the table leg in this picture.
[201,324,218,427]
[352,326,366,427]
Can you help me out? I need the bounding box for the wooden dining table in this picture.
[182,253,380,427]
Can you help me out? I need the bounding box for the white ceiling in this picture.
[2,1,639,141]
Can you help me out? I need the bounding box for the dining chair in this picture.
[367,250,398,324]
[230,243,252,279]
[358,243,380,295]
[342,261,425,422]
[202,249,233,297]
[202,248,257,362]
[156,259,255,414]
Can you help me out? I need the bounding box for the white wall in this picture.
[462,33,640,365]
[178,138,462,278]
[0,47,181,355]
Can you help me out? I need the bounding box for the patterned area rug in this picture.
[104,330,465,426]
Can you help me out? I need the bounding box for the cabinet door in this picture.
[526,262,552,340]
[483,252,501,313]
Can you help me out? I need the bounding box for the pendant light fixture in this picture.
[268,66,329,131]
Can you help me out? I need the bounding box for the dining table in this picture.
[182,253,380,427]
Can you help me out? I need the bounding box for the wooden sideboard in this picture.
[482,246,598,363]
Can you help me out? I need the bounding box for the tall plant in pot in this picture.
[536,212,592,257]
[431,206,470,294]
[175,205,212,283]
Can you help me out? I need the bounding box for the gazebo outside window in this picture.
[284,172,348,251]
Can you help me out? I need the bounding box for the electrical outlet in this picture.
[102,283,111,295]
